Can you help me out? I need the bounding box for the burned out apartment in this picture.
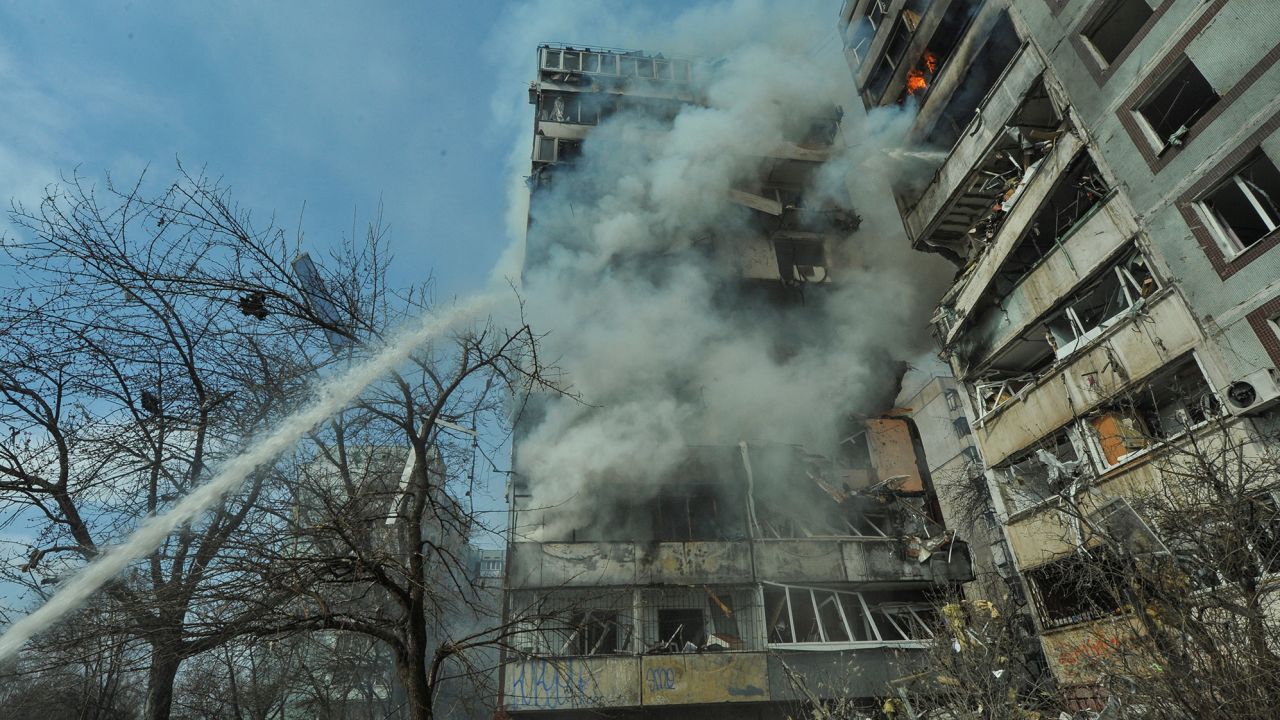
[498,43,975,717]
[841,0,1280,703]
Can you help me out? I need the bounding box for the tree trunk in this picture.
[144,638,184,720]
[395,644,433,720]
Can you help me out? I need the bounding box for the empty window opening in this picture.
[845,20,874,67]
[655,485,741,541]
[1137,58,1219,151]
[990,152,1111,298]
[952,416,972,438]
[1200,152,1280,255]
[924,11,1021,146]
[1026,549,1127,630]
[996,428,1085,513]
[538,93,604,125]
[1086,356,1218,466]
[508,590,635,656]
[657,608,705,651]
[1083,0,1153,66]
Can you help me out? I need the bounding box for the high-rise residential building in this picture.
[498,43,975,717]
[841,0,1280,705]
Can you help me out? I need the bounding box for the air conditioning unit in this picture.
[792,264,829,283]
[1219,368,1280,416]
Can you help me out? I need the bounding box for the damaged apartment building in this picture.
[499,44,975,717]
[842,0,1280,706]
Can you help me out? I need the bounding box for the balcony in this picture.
[506,537,973,589]
[972,291,1202,467]
[902,43,1045,251]
[954,192,1138,369]
[502,647,917,711]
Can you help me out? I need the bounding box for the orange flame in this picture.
[906,69,928,95]
[925,51,939,74]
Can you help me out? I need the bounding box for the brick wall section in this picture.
[1115,0,1280,174]
[1246,296,1280,368]
[1069,0,1174,85]
[1175,110,1280,280]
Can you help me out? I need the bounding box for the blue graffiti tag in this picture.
[509,658,602,709]
[646,667,676,692]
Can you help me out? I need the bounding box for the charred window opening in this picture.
[989,152,1111,297]
[774,237,827,284]
[1137,57,1219,152]
[1083,0,1153,66]
[995,428,1084,513]
[897,0,980,103]
[656,486,735,541]
[657,608,705,650]
[1199,152,1280,255]
[1086,356,1218,466]
[925,11,1021,148]
[1027,549,1127,629]
[1168,493,1280,590]
[951,416,971,438]
[765,584,936,645]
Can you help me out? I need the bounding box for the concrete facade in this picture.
[500,42,976,717]
[842,0,1280,703]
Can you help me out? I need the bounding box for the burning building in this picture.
[498,39,975,717]
[842,0,1280,707]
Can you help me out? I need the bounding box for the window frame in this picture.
[1196,152,1280,258]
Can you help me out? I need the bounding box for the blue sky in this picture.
[0,0,702,295]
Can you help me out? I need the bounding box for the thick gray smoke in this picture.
[488,0,951,539]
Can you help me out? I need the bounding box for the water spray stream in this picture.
[0,294,496,661]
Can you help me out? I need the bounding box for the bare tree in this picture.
[895,401,1280,719]
[0,165,554,719]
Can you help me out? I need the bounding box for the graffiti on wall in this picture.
[506,657,636,709]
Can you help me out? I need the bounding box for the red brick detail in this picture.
[1246,296,1280,369]
[1070,0,1174,85]
[1174,111,1280,280]
[1116,0,1280,174]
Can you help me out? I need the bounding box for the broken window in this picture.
[996,428,1085,513]
[635,57,654,79]
[991,152,1111,297]
[1026,549,1127,629]
[774,237,828,284]
[542,48,561,70]
[952,416,971,439]
[508,590,635,656]
[1199,152,1280,255]
[1043,248,1156,360]
[1137,57,1220,152]
[1085,356,1219,466]
[642,587,761,652]
[845,20,874,67]
[1082,0,1153,66]
[558,611,621,655]
[765,584,936,645]
[865,0,888,30]
[598,53,618,75]
[657,608,705,651]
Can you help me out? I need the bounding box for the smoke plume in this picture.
[488,0,952,539]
